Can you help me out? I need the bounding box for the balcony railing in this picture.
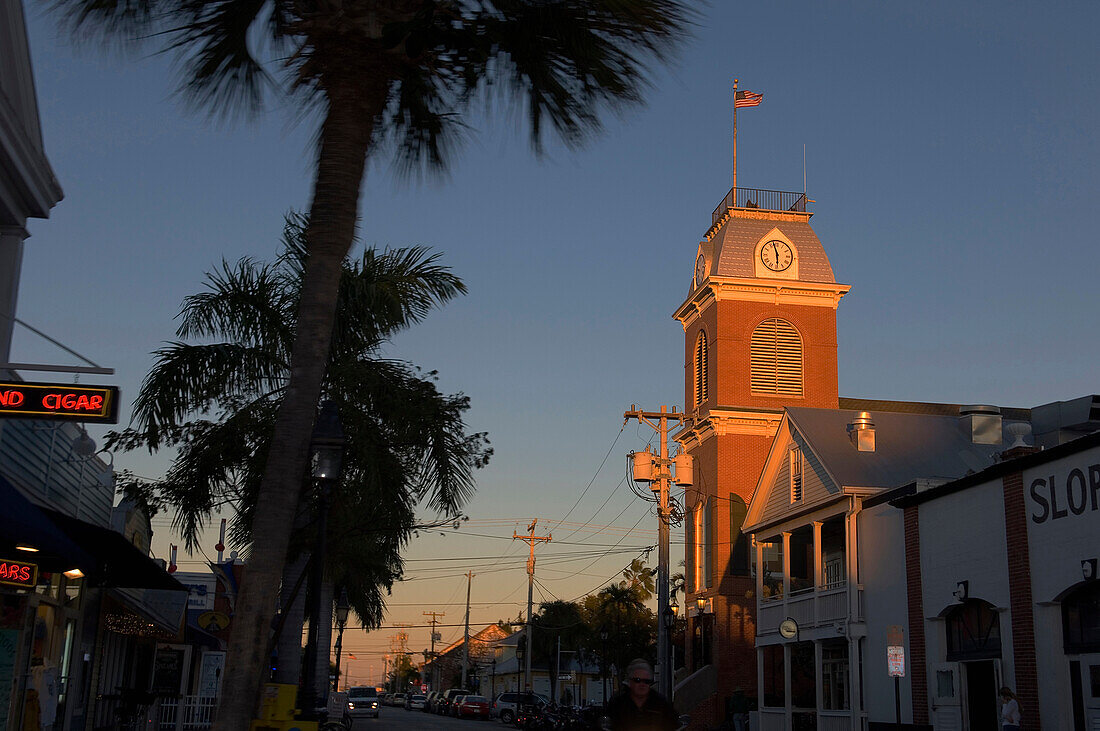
[712,187,808,224]
[757,583,862,635]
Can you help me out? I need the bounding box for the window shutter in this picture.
[694,332,709,406]
[751,318,803,396]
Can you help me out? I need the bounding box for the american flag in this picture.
[734,90,763,108]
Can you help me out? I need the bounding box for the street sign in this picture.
[887,646,905,677]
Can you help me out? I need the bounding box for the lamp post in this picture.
[300,401,346,718]
[491,658,496,699]
[599,629,608,706]
[332,588,351,691]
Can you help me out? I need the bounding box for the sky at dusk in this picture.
[17,0,1100,684]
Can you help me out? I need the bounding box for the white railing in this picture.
[819,711,854,731]
[756,581,852,634]
[156,696,217,731]
[758,709,786,731]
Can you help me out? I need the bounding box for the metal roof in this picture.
[710,218,835,283]
[787,406,1021,489]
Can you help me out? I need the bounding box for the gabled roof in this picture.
[745,406,1025,533]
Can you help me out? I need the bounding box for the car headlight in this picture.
[348,703,356,709]
[371,702,378,708]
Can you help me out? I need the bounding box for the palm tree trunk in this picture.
[213,85,383,731]
[273,552,308,685]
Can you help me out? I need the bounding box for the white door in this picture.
[931,662,962,731]
[1080,654,1100,730]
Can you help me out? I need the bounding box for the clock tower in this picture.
[673,188,849,717]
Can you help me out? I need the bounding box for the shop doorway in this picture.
[1069,655,1100,730]
[961,660,998,731]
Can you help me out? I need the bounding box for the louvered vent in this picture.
[694,332,709,406]
[750,318,803,396]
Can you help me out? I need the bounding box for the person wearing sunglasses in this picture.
[606,659,679,730]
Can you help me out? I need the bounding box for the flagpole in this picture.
[732,78,738,197]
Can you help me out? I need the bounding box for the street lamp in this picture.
[332,588,351,691]
[491,658,497,699]
[599,629,609,706]
[301,401,346,718]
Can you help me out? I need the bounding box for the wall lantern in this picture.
[953,580,969,602]
[1082,558,1098,581]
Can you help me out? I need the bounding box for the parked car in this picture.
[456,695,490,720]
[407,694,428,711]
[450,694,468,717]
[392,693,406,708]
[424,691,440,712]
[437,688,471,715]
[346,686,380,719]
[491,692,548,724]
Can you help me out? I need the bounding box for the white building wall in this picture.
[1022,445,1100,730]
[857,501,912,723]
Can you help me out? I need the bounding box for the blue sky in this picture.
[20,0,1100,677]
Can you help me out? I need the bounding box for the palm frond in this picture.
[130,341,285,442]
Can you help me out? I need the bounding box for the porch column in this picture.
[755,538,764,601]
[847,502,861,620]
[812,521,823,588]
[781,531,791,598]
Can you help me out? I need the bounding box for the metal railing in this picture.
[156,695,217,731]
[711,187,808,224]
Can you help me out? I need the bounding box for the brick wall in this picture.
[903,506,928,725]
[714,300,839,410]
[1001,471,1040,729]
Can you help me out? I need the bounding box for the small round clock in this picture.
[695,254,707,287]
[779,617,798,640]
[760,240,794,272]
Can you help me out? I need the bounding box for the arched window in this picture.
[945,600,1002,661]
[693,331,709,406]
[750,318,803,396]
[728,494,750,576]
[1062,581,1100,653]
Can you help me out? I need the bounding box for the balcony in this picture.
[712,186,808,225]
[757,581,863,636]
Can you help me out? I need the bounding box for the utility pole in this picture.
[513,519,551,692]
[461,571,475,688]
[625,405,688,700]
[423,611,445,691]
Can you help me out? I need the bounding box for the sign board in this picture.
[887,646,905,677]
[0,381,119,423]
[197,611,231,632]
[421,684,428,693]
[0,560,37,589]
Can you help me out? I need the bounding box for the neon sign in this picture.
[0,559,38,589]
[0,381,119,423]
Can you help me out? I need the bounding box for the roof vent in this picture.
[960,405,1002,445]
[847,411,876,452]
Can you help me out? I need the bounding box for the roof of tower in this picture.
[709,216,836,283]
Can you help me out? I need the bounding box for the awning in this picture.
[0,475,184,591]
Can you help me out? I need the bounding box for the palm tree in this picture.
[54,2,691,724]
[107,214,489,696]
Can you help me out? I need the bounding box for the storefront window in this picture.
[762,645,785,708]
[1063,581,1100,653]
[821,639,849,710]
[790,641,816,709]
[729,495,750,576]
[761,539,784,600]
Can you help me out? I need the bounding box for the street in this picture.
[352,709,499,730]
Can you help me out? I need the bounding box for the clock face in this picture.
[695,254,707,287]
[760,240,794,272]
[779,618,798,639]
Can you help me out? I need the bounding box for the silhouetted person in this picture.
[606,659,679,731]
